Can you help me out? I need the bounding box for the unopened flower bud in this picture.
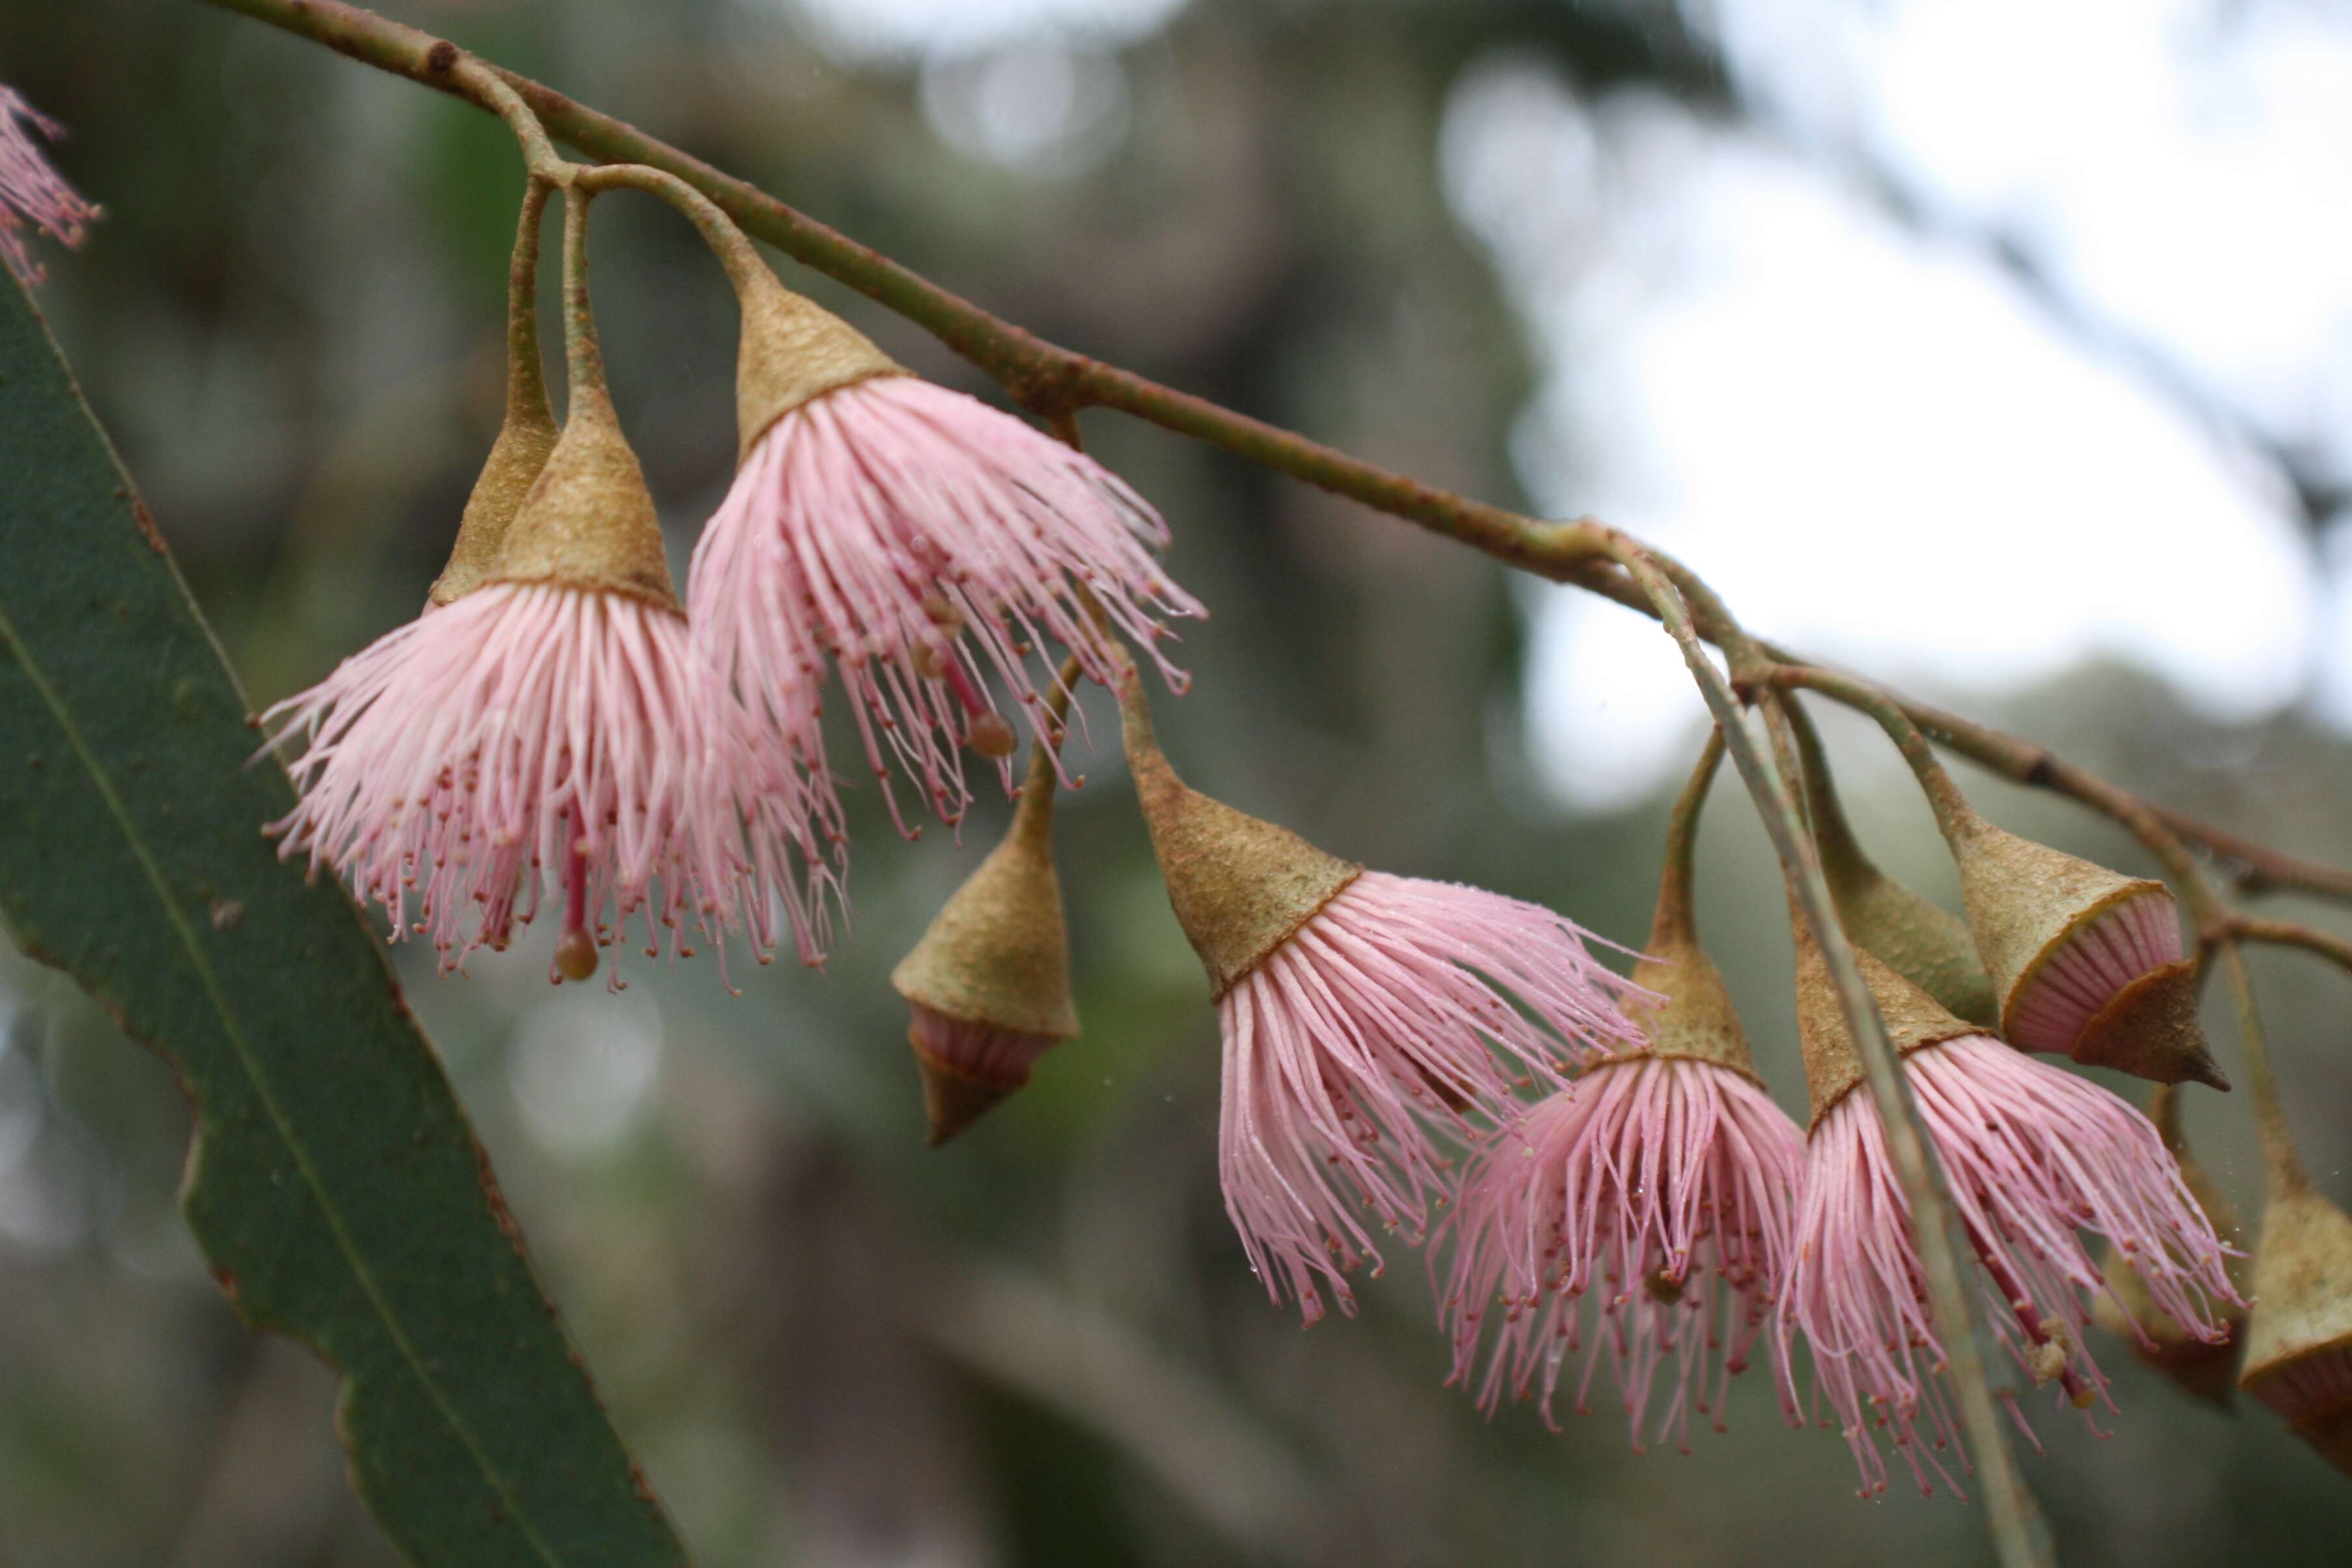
[890,743,1079,1146]
[1948,812,2226,1089]
[2239,1174,2352,1478]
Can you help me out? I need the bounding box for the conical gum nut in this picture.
[2073,958,2229,1088]
[1625,935,1762,1085]
[891,749,1079,1041]
[430,400,560,606]
[1950,813,2172,1034]
[488,386,680,611]
[1793,916,1978,1129]
[2240,1178,2352,1454]
[1115,673,1359,1000]
[735,264,902,462]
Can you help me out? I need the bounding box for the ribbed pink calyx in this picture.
[1215,870,1642,1325]
[1784,1034,2241,1498]
[2007,890,2181,1054]
[1442,1052,1803,1452]
[689,375,1202,843]
[262,581,837,980]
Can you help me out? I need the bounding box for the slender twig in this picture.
[2217,915,2352,976]
[197,0,2350,916]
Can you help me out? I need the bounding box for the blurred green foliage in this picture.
[3,1,2351,1565]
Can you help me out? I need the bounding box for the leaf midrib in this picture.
[0,596,568,1568]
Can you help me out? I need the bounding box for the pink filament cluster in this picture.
[1217,870,1644,1325]
[1784,1034,2240,1497]
[689,374,1204,838]
[0,87,96,282]
[1443,1054,1805,1451]
[2007,890,2181,1054]
[263,582,836,980]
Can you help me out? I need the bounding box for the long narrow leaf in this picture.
[0,270,688,1567]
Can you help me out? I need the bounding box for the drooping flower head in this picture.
[0,87,96,282]
[1948,807,2225,1088]
[689,262,1203,842]
[264,189,833,982]
[1112,655,1641,1323]
[1443,732,1804,1451]
[1782,932,2241,1498]
[890,727,1081,1146]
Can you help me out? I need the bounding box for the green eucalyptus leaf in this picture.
[0,270,688,1566]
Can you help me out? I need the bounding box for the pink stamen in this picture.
[1215,870,1646,1325]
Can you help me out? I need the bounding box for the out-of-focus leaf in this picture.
[0,270,687,1565]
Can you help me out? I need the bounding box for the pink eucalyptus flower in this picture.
[1786,1034,2241,1498]
[1219,871,1643,1325]
[1443,1052,1805,1451]
[689,374,1202,839]
[0,86,96,282]
[264,581,833,982]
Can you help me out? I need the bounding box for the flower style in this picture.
[1789,1026,2241,1498]
[0,86,96,282]
[689,268,1202,843]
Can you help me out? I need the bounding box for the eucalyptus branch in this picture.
[196,0,2347,920]
[191,7,2327,1547]
[2216,915,2352,976]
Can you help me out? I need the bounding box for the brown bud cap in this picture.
[1792,909,1979,1128]
[892,745,1081,1047]
[2240,1175,2352,1476]
[431,396,560,606]
[1626,934,1762,1086]
[487,381,680,612]
[1114,667,1359,1000]
[1948,814,2219,1084]
[2092,1087,2246,1403]
[2075,958,2228,1088]
[735,265,903,461]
